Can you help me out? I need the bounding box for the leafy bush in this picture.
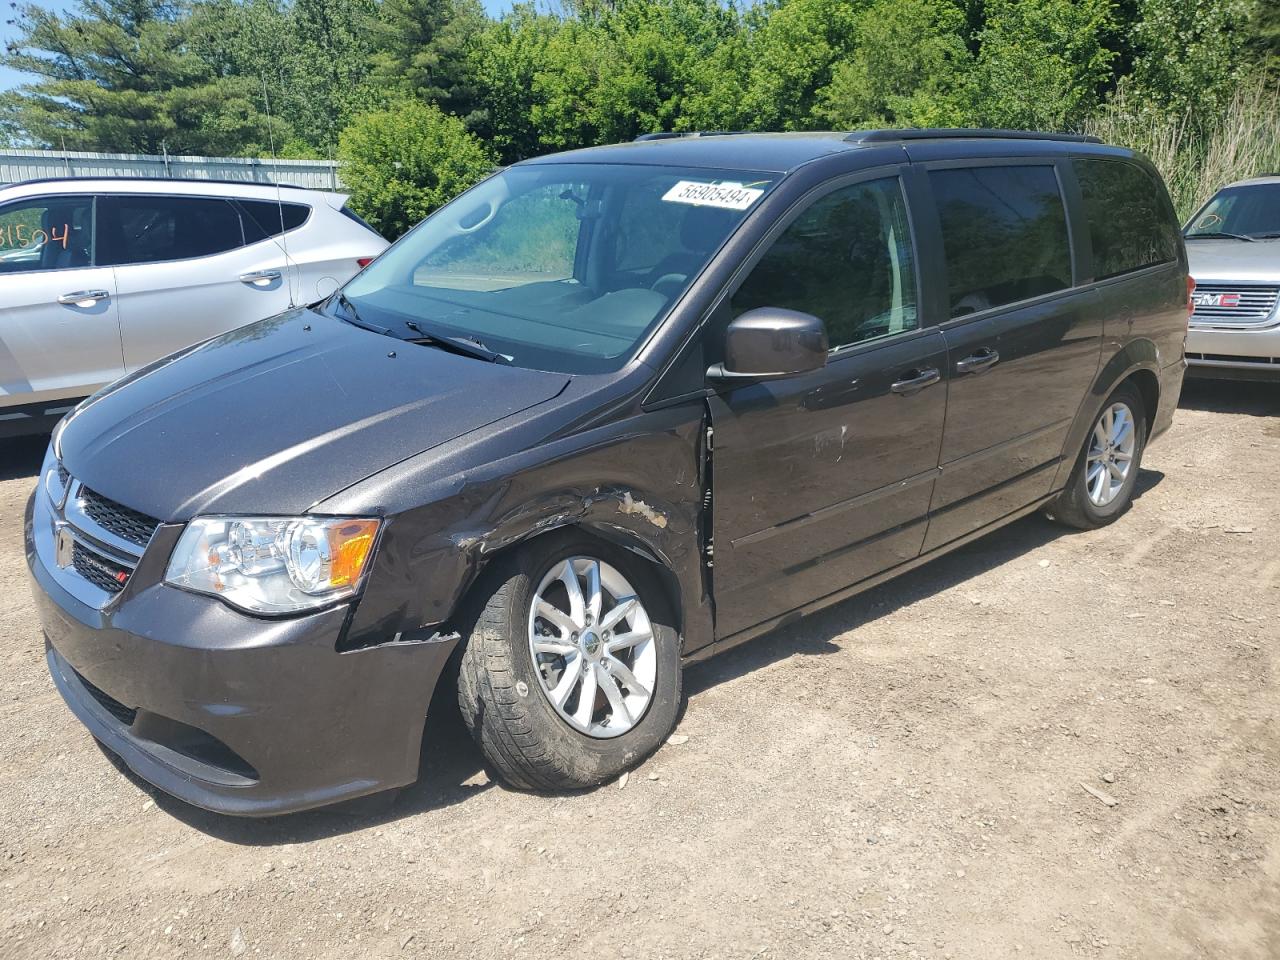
[337,100,496,238]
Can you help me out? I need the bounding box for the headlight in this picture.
[165,516,381,615]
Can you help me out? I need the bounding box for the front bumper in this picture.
[25,490,456,816]
[1186,324,1280,379]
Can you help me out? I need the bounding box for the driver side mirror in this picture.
[707,307,829,382]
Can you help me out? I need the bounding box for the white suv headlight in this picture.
[165,516,381,615]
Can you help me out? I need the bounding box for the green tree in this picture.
[337,99,496,237]
[1127,0,1253,113]
[961,0,1117,129]
[370,0,487,122]
[0,0,284,153]
[816,0,971,128]
[188,0,380,155]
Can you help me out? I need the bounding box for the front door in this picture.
[918,162,1103,551]
[709,173,948,638]
[97,194,296,371]
[0,195,125,416]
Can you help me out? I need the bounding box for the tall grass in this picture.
[1085,76,1280,220]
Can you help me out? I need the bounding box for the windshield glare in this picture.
[342,163,777,373]
[1186,183,1280,239]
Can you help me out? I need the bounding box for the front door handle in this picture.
[890,367,941,395]
[57,289,110,306]
[956,348,1000,375]
[239,269,282,286]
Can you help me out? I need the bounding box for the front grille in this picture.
[71,541,130,594]
[78,488,159,549]
[1191,284,1280,325]
[76,671,138,726]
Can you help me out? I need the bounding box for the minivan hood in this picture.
[1186,238,1280,284]
[56,311,570,519]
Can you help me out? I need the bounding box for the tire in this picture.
[456,532,682,791]
[1046,382,1147,530]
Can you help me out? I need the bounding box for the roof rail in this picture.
[633,131,750,142]
[845,128,1103,145]
[9,175,314,190]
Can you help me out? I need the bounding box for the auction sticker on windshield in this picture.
[663,180,765,211]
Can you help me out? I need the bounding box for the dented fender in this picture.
[325,398,716,657]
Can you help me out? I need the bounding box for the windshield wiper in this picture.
[1251,232,1280,239]
[1185,231,1256,242]
[331,291,392,335]
[403,319,511,364]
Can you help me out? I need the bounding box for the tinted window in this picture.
[732,177,918,350]
[97,196,244,266]
[932,166,1072,317]
[1075,159,1179,279]
[239,200,311,243]
[0,196,93,273]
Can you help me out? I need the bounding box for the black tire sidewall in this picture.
[490,534,681,786]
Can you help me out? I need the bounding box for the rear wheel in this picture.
[1046,382,1147,530]
[456,534,681,790]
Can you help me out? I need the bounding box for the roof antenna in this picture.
[260,76,296,308]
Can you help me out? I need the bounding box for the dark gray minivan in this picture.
[26,130,1190,815]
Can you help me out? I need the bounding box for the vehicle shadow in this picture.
[98,469,1164,841]
[685,468,1164,697]
[0,435,48,482]
[1179,377,1280,417]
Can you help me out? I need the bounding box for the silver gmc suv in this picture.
[1184,175,1280,380]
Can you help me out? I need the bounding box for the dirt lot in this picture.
[1,379,1278,960]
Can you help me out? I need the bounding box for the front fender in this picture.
[334,403,713,656]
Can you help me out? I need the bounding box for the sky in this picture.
[0,0,516,96]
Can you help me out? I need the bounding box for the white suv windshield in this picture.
[342,163,777,373]
[1186,183,1280,240]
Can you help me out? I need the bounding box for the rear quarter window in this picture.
[1073,159,1180,280]
[238,200,312,243]
[930,165,1073,317]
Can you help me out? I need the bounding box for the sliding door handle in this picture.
[890,367,941,395]
[956,348,1000,375]
[57,289,110,306]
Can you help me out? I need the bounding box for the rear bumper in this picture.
[26,490,456,817]
[1186,325,1280,379]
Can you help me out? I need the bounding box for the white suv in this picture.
[0,178,388,436]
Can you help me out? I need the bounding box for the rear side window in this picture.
[0,196,93,273]
[1074,159,1179,279]
[239,200,312,243]
[97,196,244,266]
[732,176,918,350]
[931,165,1072,317]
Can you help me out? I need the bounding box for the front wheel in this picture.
[456,535,682,790]
[1046,382,1147,530]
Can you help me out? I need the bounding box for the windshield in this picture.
[1186,183,1280,240]
[341,163,777,373]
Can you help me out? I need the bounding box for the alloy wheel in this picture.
[526,557,657,739]
[1086,401,1137,507]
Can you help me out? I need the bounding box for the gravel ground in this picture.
[1,378,1278,960]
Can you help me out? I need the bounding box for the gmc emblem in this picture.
[1193,292,1241,308]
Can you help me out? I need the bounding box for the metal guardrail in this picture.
[0,148,342,190]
